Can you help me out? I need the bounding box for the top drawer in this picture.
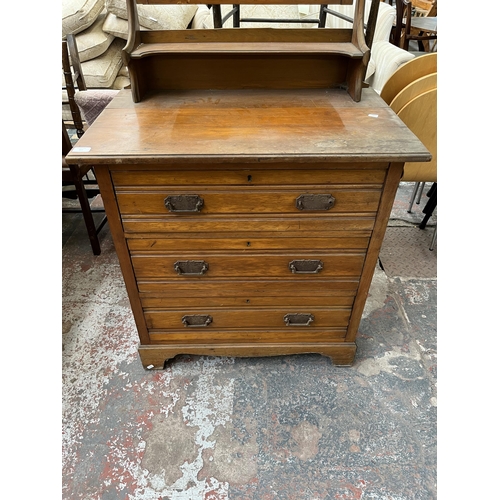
[112,166,386,217]
[111,165,387,188]
[115,188,382,216]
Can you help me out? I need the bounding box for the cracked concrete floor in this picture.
[62,183,437,500]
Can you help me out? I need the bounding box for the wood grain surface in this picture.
[66,88,431,166]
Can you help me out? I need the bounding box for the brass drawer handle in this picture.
[182,315,213,327]
[284,313,314,326]
[174,260,209,275]
[164,194,204,213]
[296,194,335,211]
[289,259,323,274]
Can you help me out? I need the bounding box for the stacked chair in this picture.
[379,52,437,250]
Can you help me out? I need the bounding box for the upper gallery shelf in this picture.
[122,0,377,102]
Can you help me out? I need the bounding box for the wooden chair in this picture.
[380,51,436,104]
[62,34,113,255]
[63,34,120,131]
[62,121,107,255]
[391,0,437,52]
[62,35,86,137]
[380,53,437,248]
[389,71,436,113]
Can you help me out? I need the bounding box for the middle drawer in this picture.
[131,252,366,279]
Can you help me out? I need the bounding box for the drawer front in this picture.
[148,328,348,344]
[111,166,387,187]
[115,189,382,216]
[144,307,351,330]
[131,252,366,279]
[140,294,355,308]
[136,279,360,296]
[122,215,376,234]
[128,234,371,252]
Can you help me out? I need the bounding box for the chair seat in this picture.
[74,89,120,126]
[411,16,437,34]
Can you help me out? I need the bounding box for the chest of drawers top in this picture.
[66,88,430,167]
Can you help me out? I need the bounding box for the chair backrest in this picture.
[379,52,437,104]
[391,0,437,50]
[324,0,393,45]
[413,0,437,17]
[379,51,437,182]
[397,88,437,182]
[389,72,436,113]
[390,0,408,47]
[62,34,87,137]
[412,0,436,17]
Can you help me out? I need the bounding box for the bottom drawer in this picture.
[144,306,351,330]
[148,327,348,344]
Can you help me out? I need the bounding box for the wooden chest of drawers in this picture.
[67,87,430,369]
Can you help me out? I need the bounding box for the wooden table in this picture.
[66,87,430,369]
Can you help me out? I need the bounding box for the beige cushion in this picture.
[75,11,115,62]
[112,75,130,89]
[191,5,211,30]
[102,12,140,39]
[80,38,125,87]
[62,0,106,37]
[105,0,197,30]
[118,65,129,78]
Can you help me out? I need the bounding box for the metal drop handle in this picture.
[182,315,213,327]
[174,260,209,275]
[289,259,323,274]
[283,313,315,326]
[296,194,335,211]
[165,194,204,213]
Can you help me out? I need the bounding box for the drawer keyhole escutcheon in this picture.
[164,194,204,213]
[289,259,324,274]
[296,194,335,211]
[182,315,213,327]
[174,260,209,275]
[284,313,314,326]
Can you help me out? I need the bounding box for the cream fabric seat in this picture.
[365,40,415,94]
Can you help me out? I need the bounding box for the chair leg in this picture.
[71,166,101,255]
[416,182,425,204]
[419,211,432,229]
[429,224,437,251]
[408,182,421,213]
[418,183,437,231]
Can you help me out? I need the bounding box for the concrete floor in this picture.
[62,182,437,499]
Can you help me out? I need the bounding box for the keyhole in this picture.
[247,175,252,182]
[246,241,251,247]
[246,299,250,303]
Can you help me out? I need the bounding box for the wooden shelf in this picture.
[123,0,374,102]
[131,41,365,59]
